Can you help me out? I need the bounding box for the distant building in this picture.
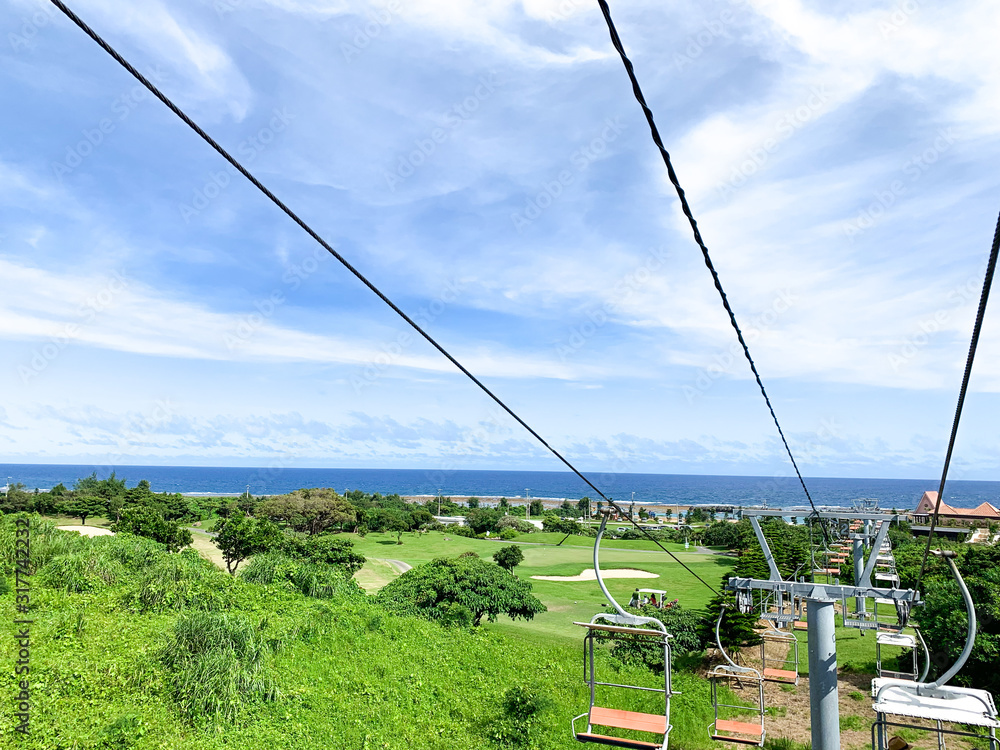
[912,491,1000,524]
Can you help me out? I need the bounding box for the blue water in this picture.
[1,463,997,510]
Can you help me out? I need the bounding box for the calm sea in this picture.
[1,464,997,510]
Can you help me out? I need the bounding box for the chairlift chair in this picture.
[871,551,1000,750]
[875,631,927,682]
[572,511,674,750]
[759,621,799,685]
[708,607,766,746]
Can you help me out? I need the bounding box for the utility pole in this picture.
[525,489,530,518]
[437,489,442,516]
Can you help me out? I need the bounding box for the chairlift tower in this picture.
[731,510,920,750]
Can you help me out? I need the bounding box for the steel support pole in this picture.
[853,538,865,616]
[807,598,840,750]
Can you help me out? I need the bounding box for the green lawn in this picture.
[349,530,734,645]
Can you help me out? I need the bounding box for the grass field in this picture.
[349,529,733,644]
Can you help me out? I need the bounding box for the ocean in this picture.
[1,463,997,510]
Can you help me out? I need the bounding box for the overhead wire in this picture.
[914,208,1000,591]
[594,0,828,544]
[45,0,720,596]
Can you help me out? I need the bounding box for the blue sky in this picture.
[2,0,1000,480]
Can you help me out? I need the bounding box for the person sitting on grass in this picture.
[649,593,658,608]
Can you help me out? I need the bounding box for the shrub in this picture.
[497,516,534,534]
[37,550,124,593]
[239,552,365,601]
[498,528,518,541]
[487,685,551,747]
[450,525,477,538]
[375,555,545,627]
[159,611,281,723]
[281,534,366,575]
[93,714,147,749]
[126,549,233,612]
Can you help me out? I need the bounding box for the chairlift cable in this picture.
[914,208,1000,591]
[46,0,722,597]
[595,0,827,543]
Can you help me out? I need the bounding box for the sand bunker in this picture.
[57,526,114,538]
[532,568,658,582]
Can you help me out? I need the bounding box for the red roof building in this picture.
[912,491,1000,523]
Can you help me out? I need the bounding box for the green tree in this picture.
[467,496,480,509]
[258,489,357,535]
[529,499,544,516]
[498,497,510,512]
[214,515,284,575]
[59,495,106,525]
[577,497,591,515]
[111,505,194,552]
[283,534,366,575]
[365,508,411,543]
[492,545,524,574]
[466,508,503,535]
[375,555,546,626]
[542,514,581,534]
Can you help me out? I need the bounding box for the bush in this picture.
[281,534,366,575]
[487,685,551,747]
[37,550,124,593]
[497,516,534,534]
[376,555,546,626]
[450,525,477,538]
[126,549,233,612]
[159,611,281,723]
[498,528,518,541]
[239,553,365,601]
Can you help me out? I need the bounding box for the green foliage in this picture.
[703,587,763,652]
[281,533,366,575]
[913,545,1000,694]
[93,714,147,749]
[450,524,478,538]
[603,603,705,672]
[486,685,551,748]
[528,499,543,516]
[492,544,525,573]
[112,506,193,552]
[36,549,124,593]
[466,508,503,535]
[541,513,581,534]
[58,494,106,525]
[467,496,480,508]
[239,553,365,601]
[258,488,357,535]
[702,520,750,549]
[159,611,281,723]
[126,549,234,613]
[214,514,284,574]
[497,515,535,534]
[376,555,546,626]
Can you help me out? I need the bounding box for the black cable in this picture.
[46,0,720,596]
[594,0,827,543]
[914,208,1000,591]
